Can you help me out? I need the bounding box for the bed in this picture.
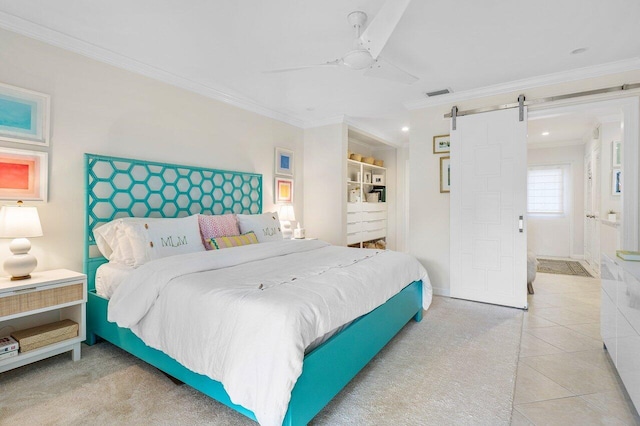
[83,154,430,425]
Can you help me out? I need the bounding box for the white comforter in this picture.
[108,240,430,426]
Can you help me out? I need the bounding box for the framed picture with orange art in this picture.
[0,147,48,201]
[275,177,293,203]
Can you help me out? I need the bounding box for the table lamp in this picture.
[278,204,295,239]
[0,201,43,280]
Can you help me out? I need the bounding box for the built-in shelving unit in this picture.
[346,158,387,248]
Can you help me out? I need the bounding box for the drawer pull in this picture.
[13,287,37,293]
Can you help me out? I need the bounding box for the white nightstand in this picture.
[0,269,87,373]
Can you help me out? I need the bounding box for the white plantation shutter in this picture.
[528,166,564,214]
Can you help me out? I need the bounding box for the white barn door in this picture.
[450,107,527,309]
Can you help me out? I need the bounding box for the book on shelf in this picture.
[0,336,19,353]
[0,349,18,361]
[617,250,640,261]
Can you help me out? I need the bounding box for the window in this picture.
[527,166,564,214]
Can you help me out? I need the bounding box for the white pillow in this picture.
[93,215,204,267]
[236,212,283,243]
[93,217,157,264]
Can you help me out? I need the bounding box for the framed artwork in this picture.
[0,82,50,146]
[0,147,48,201]
[275,177,294,203]
[440,156,450,193]
[612,168,622,195]
[612,141,622,168]
[433,134,450,154]
[275,147,294,176]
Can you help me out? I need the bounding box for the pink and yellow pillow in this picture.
[198,214,240,249]
[207,232,259,250]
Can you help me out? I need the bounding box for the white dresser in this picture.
[346,201,387,246]
[601,254,640,409]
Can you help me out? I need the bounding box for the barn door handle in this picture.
[518,216,524,233]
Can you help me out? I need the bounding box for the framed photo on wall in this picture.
[612,141,622,168]
[433,134,450,154]
[275,177,294,203]
[0,82,50,146]
[612,168,622,195]
[275,147,294,176]
[440,156,450,193]
[0,147,48,201]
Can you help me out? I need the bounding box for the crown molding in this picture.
[0,11,308,128]
[303,115,402,147]
[404,58,640,110]
[527,139,585,150]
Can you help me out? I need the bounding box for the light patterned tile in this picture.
[564,323,602,341]
[526,326,602,352]
[531,307,596,326]
[520,332,564,358]
[523,313,558,330]
[514,363,574,404]
[581,389,640,425]
[522,352,619,395]
[516,396,627,426]
[511,407,534,426]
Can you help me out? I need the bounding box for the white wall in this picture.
[527,144,585,258]
[409,69,640,295]
[0,29,304,273]
[303,123,347,245]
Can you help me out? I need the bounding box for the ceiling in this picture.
[0,0,639,146]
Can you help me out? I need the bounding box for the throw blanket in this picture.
[108,240,430,426]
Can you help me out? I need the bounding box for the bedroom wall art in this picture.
[440,156,450,193]
[0,147,48,201]
[275,177,293,203]
[433,134,450,154]
[0,82,50,146]
[275,147,294,176]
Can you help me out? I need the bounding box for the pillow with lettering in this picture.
[143,215,205,260]
[236,212,283,243]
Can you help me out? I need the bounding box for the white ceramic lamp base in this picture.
[281,221,293,239]
[4,237,37,280]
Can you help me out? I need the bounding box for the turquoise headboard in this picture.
[84,154,262,288]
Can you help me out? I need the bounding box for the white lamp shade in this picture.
[278,204,296,222]
[0,205,43,238]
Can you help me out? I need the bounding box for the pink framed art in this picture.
[275,177,293,203]
[0,147,48,201]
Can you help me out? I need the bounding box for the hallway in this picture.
[512,271,640,425]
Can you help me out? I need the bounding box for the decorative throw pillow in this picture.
[236,212,283,243]
[143,215,205,260]
[207,232,259,250]
[93,217,160,264]
[198,214,240,250]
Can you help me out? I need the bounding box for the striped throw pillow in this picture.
[207,232,259,250]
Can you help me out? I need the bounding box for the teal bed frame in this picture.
[83,154,423,425]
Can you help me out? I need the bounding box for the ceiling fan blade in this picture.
[264,61,341,74]
[363,58,418,84]
[359,0,412,59]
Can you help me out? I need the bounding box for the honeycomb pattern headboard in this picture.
[84,154,262,280]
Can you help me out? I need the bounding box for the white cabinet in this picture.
[0,269,86,373]
[601,254,640,410]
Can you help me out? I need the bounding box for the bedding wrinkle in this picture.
[108,240,430,426]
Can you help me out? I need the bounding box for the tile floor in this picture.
[511,270,640,425]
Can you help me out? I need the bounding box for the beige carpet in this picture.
[0,297,523,425]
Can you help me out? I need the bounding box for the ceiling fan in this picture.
[265,0,418,84]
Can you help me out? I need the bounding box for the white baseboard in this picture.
[570,254,585,260]
[432,287,450,297]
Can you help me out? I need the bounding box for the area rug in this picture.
[0,297,523,425]
[537,258,593,278]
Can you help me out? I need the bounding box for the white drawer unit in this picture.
[347,222,363,234]
[347,211,363,224]
[364,219,387,231]
[601,254,640,412]
[0,269,87,373]
[347,232,364,245]
[363,210,387,222]
[347,202,362,213]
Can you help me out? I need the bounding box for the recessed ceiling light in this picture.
[542,131,550,136]
[401,126,410,132]
[571,47,588,55]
